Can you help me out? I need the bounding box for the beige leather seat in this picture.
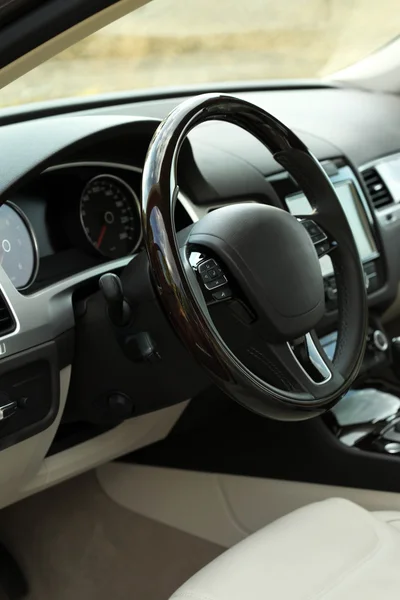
[170,498,400,599]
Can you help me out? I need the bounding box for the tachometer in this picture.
[0,202,39,290]
[79,174,142,259]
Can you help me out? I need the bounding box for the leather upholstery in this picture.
[170,499,400,599]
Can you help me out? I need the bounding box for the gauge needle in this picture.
[97,225,107,248]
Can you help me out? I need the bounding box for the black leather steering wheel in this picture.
[142,94,368,420]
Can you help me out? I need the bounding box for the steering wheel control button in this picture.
[198,259,217,273]
[205,276,227,290]
[198,258,227,290]
[301,219,327,244]
[208,268,221,279]
[317,241,330,256]
[201,270,221,283]
[212,288,232,301]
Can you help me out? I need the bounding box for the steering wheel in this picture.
[142,94,368,420]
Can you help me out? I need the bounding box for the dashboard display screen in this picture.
[286,181,377,276]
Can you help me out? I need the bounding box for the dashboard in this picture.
[1,125,398,331]
[0,83,399,509]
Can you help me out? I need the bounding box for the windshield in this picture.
[0,0,399,108]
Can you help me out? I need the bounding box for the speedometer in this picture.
[0,202,39,290]
[79,174,142,259]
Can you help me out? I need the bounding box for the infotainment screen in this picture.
[286,181,377,277]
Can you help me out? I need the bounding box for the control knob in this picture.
[372,330,389,352]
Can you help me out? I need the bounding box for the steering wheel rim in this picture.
[142,93,368,420]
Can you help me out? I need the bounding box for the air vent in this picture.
[0,293,14,336]
[362,167,394,210]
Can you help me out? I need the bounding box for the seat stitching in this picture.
[310,511,383,600]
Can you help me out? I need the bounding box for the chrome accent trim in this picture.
[4,201,40,291]
[177,191,202,222]
[45,161,143,174]
[0,282,21,342]
[385,442,400,454]
[0,255,132,352]
[0,401,17,420]
[288,333,332,386]
[305,333,332,383]
[373,329,389,352]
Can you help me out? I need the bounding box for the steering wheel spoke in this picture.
[267,331,344,400]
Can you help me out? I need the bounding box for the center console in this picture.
[269,157,400,456]
[328,382,400,455]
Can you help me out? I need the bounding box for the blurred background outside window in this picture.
[0,0,399,107]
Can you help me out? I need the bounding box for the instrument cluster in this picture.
[0,163,144,291]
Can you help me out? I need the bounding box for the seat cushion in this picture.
[170,498,400,600]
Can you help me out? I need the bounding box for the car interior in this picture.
[0,0,400,599]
